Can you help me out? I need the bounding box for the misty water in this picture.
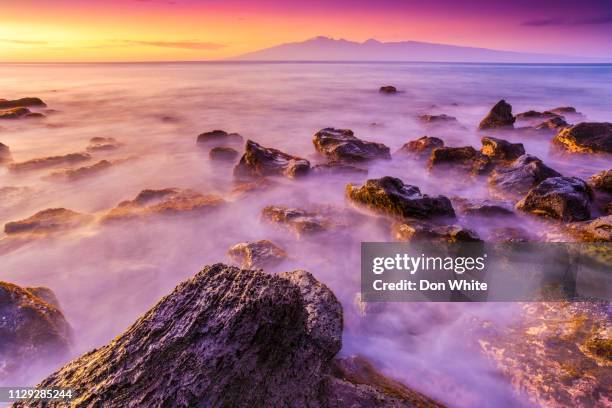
[1,62,611,407]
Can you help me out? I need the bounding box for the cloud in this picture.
[120,40,225,50]
[522,15,612,27]
[0,39,48,45]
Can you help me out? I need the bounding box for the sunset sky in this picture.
[1,0,611,62]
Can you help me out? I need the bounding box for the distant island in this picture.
[233,36,602,63]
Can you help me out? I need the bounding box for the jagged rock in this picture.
[568,215,612,242]
[48,160,113,181]
[515,110,557,120]
[379,86,397,94]
[0,142,12,164]
[480,136,525,161]
[535,116,569,131]
[589,169,612,192]
[234,140,310,179]
[487,227,533,243]
[392,221,480,242]
[346,177,455,220]
[0,97,46,109]
[25,286,61,309]
[489,154,561,197]
[313,128,391,163]
[86,137,121,152]
[196,129,243,144]
[516,177,593,221]
[552,122,612,153]
[396,136,444,159]
[418,114,457,123]
[228,240,287,269]
[0,282,71,382]
[262,206,331,235]
[4,208,92,236]
[103,188,224,222]
[311,162,368,175]
[209,146,239,161]
[452,197,514,216]
[478,100,515,129]
[8,152,91,172]
[429,146,492,174]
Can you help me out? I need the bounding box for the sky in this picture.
[1,0,611,62]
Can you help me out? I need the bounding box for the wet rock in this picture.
[488,227,533,243]
[8,152,91,172]
[25,286,61,309]
[234,140,310,179]
[196,129,243,144]
[262,205,331,235]
[516,176,593,221]
[452,197,514,216]
[552,122,612,153]
[429,146,492,174]
[535,116,569,132]
[209,146,239,161]
[588,169,612,192]
[515,110,556,120]
[47,160,113,181]
[396,136,444,159]
[0,142,12,164]
[227,240,287,269]
[0,97,46,109]
[313,128,391,163]
[103,188,224,222]
[392,221,481,242]
[4,208,92,236]
[568,215,612,242]
[0,107,31,119]
[478,99,515,129]
[0,282,71,382]
[86,137,121,152]
[346,177,455,220]
[480,136,525,161]
[418,114,457,123]
[548,106,579,115]
[311,162,368,175]
[379,85,397,94]
[489,154,562,197]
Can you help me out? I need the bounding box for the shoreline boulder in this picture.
[234,140,310,179]
[516,177,593,221]
[196,129,243,144]
[418,114,457,124]
[4,208,92,236]
[313,128,391,163]
[478,100,515,129]
[262,206,331,235]
[552,122,612,154]
[0,97,46,109]
[588,169,612,192]
[86,137,121,152]
[379,86,397,94]
[489,154,561,197]
[8,152,91,172]
[429,146,492,174]
[396,136,444,160]
[209,146,239,161]
[228,240,287,269]
[480,137,525,162]
[392,221,481,243]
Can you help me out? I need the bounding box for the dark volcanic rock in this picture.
[313,128,391,163]
[47,160,113,181]
[228,240,287,269]
[261,206,331,235]
[429,146,492,174]
[553,122,612,154]
[103,188,224,222]
[0,142,12,165]
[8,152,91,172]
[379,85,397,94]
[86,137,121,152]
[0,97,46,109]
[4,208,92,236]
[234,140,310,179]
[0,282,71,382]
[452,197,514,217]
[480,136,525,161]
[478,99,515,129]
[196,129,243,144]
[516,176,593,221]
[396,136,444,159]
[346,177,455,220]
[589,169,612,192]
[418,114,457,123]
[209,146,239,161]
[392,221,481,243]
[535,116,569,132]
[489,154,562,197]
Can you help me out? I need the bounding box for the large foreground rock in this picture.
[516,177,593,221]
[313,128,390,163]
[346,177,455,219]
[553,122,612,153]
[480,136,525,161]
[4,208,92,236]
[0,97,46,109]
[429,146,492,174]
[14,264,439,408]
[489,154,561,197]
[234,140,310,179]
[478,100,515,129]
[0,142,12,164]
[0,282,71,381]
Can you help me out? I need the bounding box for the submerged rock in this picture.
[452,197,514,216]
[8,152,91,172]
[4,208,92,236]
[0,282,71,382]
[196,129,243,144]
[48,160,113,181]
[480,136,525,161]
[489,154,561,197]
[552,122,612,153]
[392,221,481,243]
[535,116,569,132]
[0,142,12,164]
[209,146,239,161]
[346,177,455,220]
[234,140,310,179]
[548,106,579,115]
[515,110,557,120]
[0,107,37,119]
[313,128,391,163]
[103,188,225,222]
[478,99,515,129]
[516,177,593,221]
[379,85,397,94]
[86,137,121,152]
[261,205,331,235]
[231,178,278,196]
[429,146,492,174]
[418,114,457,123]
[0,97,46,109]
[589,169,612,192]
[396,136,444,159]
[228,240,287,269]
[487,227,534,243]
[311,162,368,175]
